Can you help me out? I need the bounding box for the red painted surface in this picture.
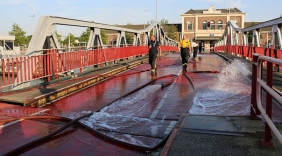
[215,45,282,68]
[0,45,178,88]
[0,52,268,155]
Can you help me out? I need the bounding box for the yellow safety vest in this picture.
[179,39,190,48]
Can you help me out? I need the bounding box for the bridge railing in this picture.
[0,45,178,91]
[215,17,282,146]
[252,53,282,146]
[215,45,282,66]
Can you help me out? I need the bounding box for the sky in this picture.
[0,0,281,37]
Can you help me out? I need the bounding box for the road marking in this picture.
[0,109,50,129]
[150,70,182,119]
[164,121,177,135]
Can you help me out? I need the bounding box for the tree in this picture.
[101,29,108,45]
[79,28,107,45]
[248,22,256,43]
[55,31,63,45]
[147,20,155,25]
[79,28,91,43]
[26,35,32,44]
[160,19,168,25]
[62,33,76,46]
[125,23,134,44]
[147,18,168,25]
[167,25,178,41]
[9,23,27,46]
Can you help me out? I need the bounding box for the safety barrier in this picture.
[215,45,282,68]
[0,45,178,90]
[251,53,282,146]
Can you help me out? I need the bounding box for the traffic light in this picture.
[207,22,211,28]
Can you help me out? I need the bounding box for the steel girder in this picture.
[216,17,282,49]
[26,16,177,55]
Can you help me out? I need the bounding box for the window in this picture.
[187,21,192,30]
[210,21,215,30]
[202,21,207,30]
[218,20,223,30]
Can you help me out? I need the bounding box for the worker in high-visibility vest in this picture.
[148,35,161,74]
[178,35,192,70]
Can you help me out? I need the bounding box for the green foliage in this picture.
[79,28,107,45]
[62,33,76,46]
[160,19,168,25]
[9,23,27,46]
[55,31,63,44]
[147,18,168,25]
[101,29,108,45]
[167,25,178,41]
[79,28,91,43]
[26,35,32,45]
[125,23,134,44]
[248,22,256,43]
[147,20,155,24]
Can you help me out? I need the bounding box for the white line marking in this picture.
[0,109,50,129]
[164,121,177,135]
[150,70,182,119]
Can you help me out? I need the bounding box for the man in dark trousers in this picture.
[198,41,203,53]
[148,35,161,74]
[178,35,191,70]
[191,38,198,61]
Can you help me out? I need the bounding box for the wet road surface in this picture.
[0,53,269,155]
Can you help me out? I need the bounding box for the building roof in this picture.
[244,22,272,31]
[0,36,15,40]
[184,7,242,14]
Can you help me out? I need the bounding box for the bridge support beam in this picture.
[133,33,141,46]
[116,31,127,47]
[252,29,261,47]
[87,27,103,49]
[242,32,248,46]
[235,31,239,45]
[271,25,282,49]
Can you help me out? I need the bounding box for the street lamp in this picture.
[29,15,36,35]
[233,8,237,24]
[68,33,71,51]
[156,0,158,22]
[144,10,147,29]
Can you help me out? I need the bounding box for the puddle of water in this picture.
[189,59,251,115]
[60,85,166,146]
[100,84,162,116]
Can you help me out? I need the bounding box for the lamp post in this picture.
[68,33,71,51]
[29,15,36,35]
[144,10,147,29]
[156,0,158,22]
[233,8,237,24]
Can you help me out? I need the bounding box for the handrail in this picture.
[255,54,282,145]
[0,45,178,91]
[215,16,282,49]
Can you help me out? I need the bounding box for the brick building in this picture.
[181,5,245,51]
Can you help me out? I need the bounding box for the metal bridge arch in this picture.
[216,17,282,49]
[11,16,178,90]
[27,16,177,55]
